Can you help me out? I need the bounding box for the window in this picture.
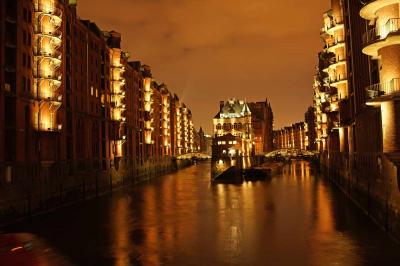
[21,76,26,91]
[5,166,12,184]
[23,8,28,21]
[23,30,27,45]
[22,53,27,67]
[223,123,232,131]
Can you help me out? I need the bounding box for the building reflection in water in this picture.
[3,161,400,266]
[110,195,133,266]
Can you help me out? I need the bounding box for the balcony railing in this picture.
[32,92,62,102]
[35,4,62,20]
[34,27,63,41]
[326,16,344,32]
[325,35,345,49]
[330,57,346,65]
[329,75,347,85]
[365,78,400,99]
[363,18,400,47]
[324,57,346,72]
[34,76,62,85]
[34,49,62,59]
[39,123,62,132]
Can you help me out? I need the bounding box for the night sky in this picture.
[78,0,330,133]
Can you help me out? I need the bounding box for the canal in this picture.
[1,161,399,265]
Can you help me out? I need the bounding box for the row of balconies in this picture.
[33,2,63,133]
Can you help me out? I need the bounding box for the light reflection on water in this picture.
[1,161,400,266]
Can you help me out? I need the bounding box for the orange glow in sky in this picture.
[78,0,330,133]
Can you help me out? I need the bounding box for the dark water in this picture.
[1,161,399,266]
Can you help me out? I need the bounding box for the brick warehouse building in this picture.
[247,99,274,155]
[273,122,308,151]
[0,0,196,219]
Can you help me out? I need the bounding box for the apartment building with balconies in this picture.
[319,0,350,163]
[359,0,400,237]
[361,1,400,158]
[312,0,400,240]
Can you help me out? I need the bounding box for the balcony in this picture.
[325,35,345,52]
[323,58,346,72]
[32,91,62,102]
[360,0,399,20]
[34,53,62,67]
[324,16,344,35]
[111,65,125,71]
[365,78,400,103]
[34,77,62,89]
[34,59,62,81]
[39,123,62,133]
[34,27,62,42]
[34,47,62,59]
[111,78,126,85]
[362,18,400,57]
[329,75,347,87]
[35,4,62,21]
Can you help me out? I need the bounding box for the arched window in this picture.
[223,123,232,131]
[216,123,222,130]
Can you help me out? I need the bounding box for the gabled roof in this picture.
[214,99,251,119]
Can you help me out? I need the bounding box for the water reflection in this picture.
[1,161,399,265]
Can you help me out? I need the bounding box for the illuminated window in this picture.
[222,150,227,154]
[5,166,12,183]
